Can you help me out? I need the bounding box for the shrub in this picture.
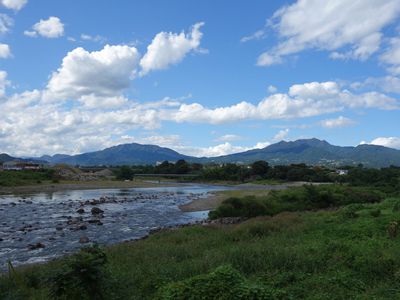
[393,201,400,212]
[387,221,399,239]
[370,209,381,218]
[48,245,113,300]
[209,197,271,219]
[340,204,361,219]
[156,265,283,300]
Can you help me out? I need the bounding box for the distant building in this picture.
[2,161,43,171]
[336,169,348,176]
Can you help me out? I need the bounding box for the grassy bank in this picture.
[2,194,400,299]
[209,184,383,219]
[0,170,56,187]
[180,188,273,212]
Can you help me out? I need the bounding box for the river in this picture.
[0,184,231,271]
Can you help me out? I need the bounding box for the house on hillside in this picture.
[2,161,43,171]
[336,169,349,176]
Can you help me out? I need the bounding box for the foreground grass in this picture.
[2,196,400,299]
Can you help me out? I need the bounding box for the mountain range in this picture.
[1,138,399,168]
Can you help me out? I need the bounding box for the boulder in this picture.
[28,242,45,250]
[91,207,104,215]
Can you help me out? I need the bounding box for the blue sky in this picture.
[0,0,399,157]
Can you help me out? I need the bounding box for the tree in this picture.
[175,159,190,174]
[251,160,269,177]
[116,166,134,180]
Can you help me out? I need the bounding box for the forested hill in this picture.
[4,138,400,167]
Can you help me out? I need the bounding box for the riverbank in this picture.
[179,188,273,212]
[179,181,321,212]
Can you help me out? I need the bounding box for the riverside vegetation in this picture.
[1,164,400,299]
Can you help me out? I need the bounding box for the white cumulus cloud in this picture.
[140,22,204,75]
[256,0,400,66]
[45,44,140,100]
[25,16,64,38]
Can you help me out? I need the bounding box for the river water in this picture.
[0,184,230,271]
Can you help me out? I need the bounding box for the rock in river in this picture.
[91,207,104,215]
[28,242,45,250]
[79,236,89,244]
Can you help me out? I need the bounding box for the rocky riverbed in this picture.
[0,184,230,271]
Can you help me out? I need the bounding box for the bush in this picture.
[387,221,399,239]
[209,197,271,219]
[393,201,400,212]
[156,265,283,300]
[48,245,114,300]
[340,204,363,219]
[370,209,381,218]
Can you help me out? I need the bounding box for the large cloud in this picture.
[0,80,397,156]
[165,81,398,124]
[140,22,204,74]
[45,45,140,100]
[255,0,400,66]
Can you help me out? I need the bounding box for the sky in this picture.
[0,0,399,157]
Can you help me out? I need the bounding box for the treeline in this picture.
[114,160,400,188]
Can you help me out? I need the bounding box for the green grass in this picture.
[0,170,55,187]
[2,196,400,299]
[209,184,384,219]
